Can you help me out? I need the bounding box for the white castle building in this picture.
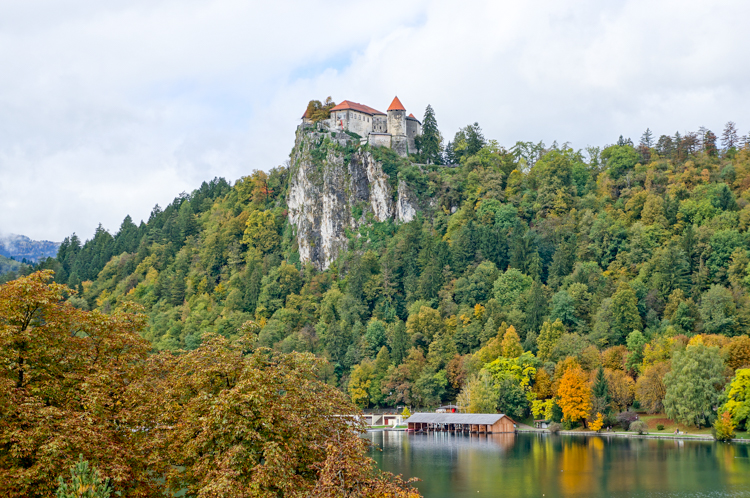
[302,96,422,156]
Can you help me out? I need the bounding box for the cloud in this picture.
[0,0,748,241]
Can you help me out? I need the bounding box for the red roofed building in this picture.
[304,96,421,156]
[387,96,406,111]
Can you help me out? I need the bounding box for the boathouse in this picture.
[406,413,516,433]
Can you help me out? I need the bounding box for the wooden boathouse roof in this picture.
[407,413,513,425]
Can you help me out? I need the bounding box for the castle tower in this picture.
[387,96,407,137]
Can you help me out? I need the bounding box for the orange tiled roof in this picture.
[302,108,310,119]
[388,96,406,111]
[329,100,385,116]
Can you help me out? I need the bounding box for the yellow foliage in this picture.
[473,303,485,319]
[557,364,592,423]
[589,413,604,432]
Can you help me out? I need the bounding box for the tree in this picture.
[610,283,642,344]
[127,334,417,496]
[417,104,443,164]
[606,369,635,412]
[636,362,670,414]
[639,128,654,148]
[0,271,151,497]
[589,413,604,432]
[401,406,411,419]
[591,366,610,416]
[550,290,578,328]
[406,306,444,344]
[625,330,647,374]
[243,210,280,254]
[602,144,640,179]
[664,344,725,427]
[465,371,498,413]
[304,97,336,122]
[501,325,523,358]
[722,121,740,151]
[713,411,736,441]
[721,368,750,430]
[727,336,750,370]
[363,319,388,358]
[537,319,565,362]
[349,360,375,408]
[493,268,533,308]
[699,284,737,336]
[56,456,112,498]
[557,364,592,423]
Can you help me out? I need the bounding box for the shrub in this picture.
[548,422,562,434]
[656,424,665,431]
[616,411,639,431]
[56,455,112,498]
[713,411,736,442]
[630,420,648,435]
[589,412,604,432]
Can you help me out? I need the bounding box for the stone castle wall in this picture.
[387,110,406,137]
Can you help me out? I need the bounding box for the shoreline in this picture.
[368,427,750,443]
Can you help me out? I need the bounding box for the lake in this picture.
[366,431,750,498]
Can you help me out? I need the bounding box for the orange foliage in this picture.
[557,364,592,423]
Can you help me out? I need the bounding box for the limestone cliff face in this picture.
[287,128,399,270]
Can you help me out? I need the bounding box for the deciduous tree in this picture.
[664,344,725,427]
[557,364,592,423]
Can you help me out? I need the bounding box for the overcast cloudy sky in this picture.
[1,0,749,242]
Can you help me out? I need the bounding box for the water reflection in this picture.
[366,431,750,498]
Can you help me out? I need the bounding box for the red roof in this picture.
[329,100,385,116]
[302,108,310,119]
[388,96,406,111]
[408,113,415,118]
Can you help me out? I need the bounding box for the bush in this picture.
[56,455,112,498]
[616,411,639,431]
[548,422,562,434]
[713,411,736,441]
[630,420,648,435]
[656,424,665,431]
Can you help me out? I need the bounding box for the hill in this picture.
[40,113,750,428]
[0,253,27,276]
[0,233,60,263]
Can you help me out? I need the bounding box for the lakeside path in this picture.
[369,422,750,443]
[517,426,750,443]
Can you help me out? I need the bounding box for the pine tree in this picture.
[722,121,739,151]
[418,105,443,165]
[639,128,654,148]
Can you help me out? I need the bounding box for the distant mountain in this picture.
[0,233,60,263]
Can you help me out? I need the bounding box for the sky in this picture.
[1,0,749,242]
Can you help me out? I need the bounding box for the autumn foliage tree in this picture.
[557,364,592,424]
[0,273,420,498]
[0,271,152,497]
[126,333,418,497]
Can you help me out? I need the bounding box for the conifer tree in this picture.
[639,128,654,148]
[418,105,443,165]
[722,121,739,150]
[591,366,610,416]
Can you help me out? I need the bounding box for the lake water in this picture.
[366,431,750,498]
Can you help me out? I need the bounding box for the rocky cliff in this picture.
[287,127,420,270]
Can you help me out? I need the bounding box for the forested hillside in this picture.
[44,112,750,430]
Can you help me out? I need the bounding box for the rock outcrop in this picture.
[287,128,399,270]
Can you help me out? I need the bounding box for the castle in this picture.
[302,96,422,156]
